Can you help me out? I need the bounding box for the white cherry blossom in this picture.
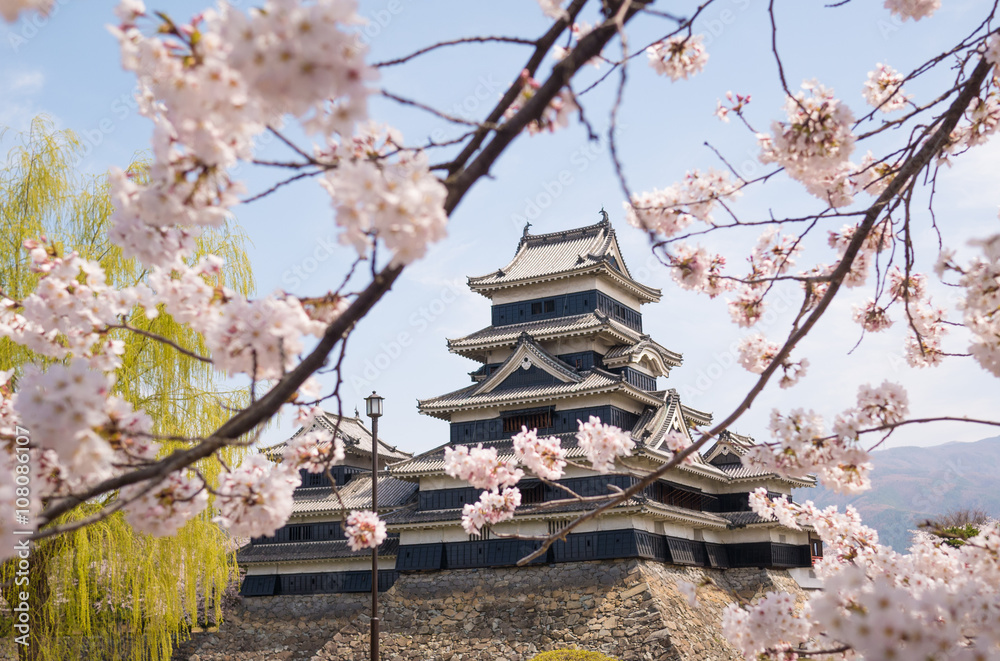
[646,35,708,81]
[863,63,910,112]
[214,455,301,538]
[443,444,523,491]
[576,416,635,474]
[461,487,521,535]
[512,426,566,481]
[345,510,387,550]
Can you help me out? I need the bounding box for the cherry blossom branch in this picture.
[372,35,538,68]
[519,54,994,566]
[103,322,213,364]
[36,0,646,532]
[379,90,502,128]
[442,0,587,176]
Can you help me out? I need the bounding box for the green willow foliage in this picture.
[0,116,256,661]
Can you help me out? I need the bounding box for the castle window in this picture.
[544,300,555,313]
[531,302,543,314]
[503,410,552,432]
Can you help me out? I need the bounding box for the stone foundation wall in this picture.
[173,560,808,661]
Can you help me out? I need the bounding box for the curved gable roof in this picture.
[467,216,661,302]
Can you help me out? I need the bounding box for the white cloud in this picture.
[0,68,46,130]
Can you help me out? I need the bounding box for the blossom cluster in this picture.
[726,229,802,329]
[847,262,949,367]
[443,444,524,491]
[283,427,345,474]
[320,123,448,266]
[721,590,809,659]
[2,241,139,370]
[735,333,808,389]
[862,63,910,112]
[744,381,908,494]
[445,417,643,535]
[213,455,302,538]
[624,168,741,241]
[736,489,1000,660]
[345,510,388,551]
[646,35,709,82]
[503,69,578,135]
[124,471,209,537]
[941,234,1000,376]
[714,91,751,123]
[666,243,728,298]
[758,80,857,205]
[461,487,522,535]
[884,0,940,21]
[941,92,1000,164]
[512,426,567,480]
[576,416,636,474]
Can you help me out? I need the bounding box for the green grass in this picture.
[528,651,622,661]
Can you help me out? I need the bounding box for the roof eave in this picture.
[467,264,661,303]
[417,379,663,419]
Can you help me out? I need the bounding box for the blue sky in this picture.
[1,0,998,455]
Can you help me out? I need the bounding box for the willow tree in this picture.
[0,116,255,661]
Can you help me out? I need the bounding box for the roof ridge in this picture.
[519,218,610,246]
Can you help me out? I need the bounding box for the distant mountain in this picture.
[793,435,1000,551]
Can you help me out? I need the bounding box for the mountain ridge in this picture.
[792,434,1000,551]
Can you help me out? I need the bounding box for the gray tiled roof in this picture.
[422,333,669,418]
[236,536,400,564]
[447,311,643,356]
[389,432,590,477]
[418,369,661,419]
[381,497,647,527]
[265,413,411,462]
[709,462,815,487]
[467,220,660,302]
[291,475,418,515]
[720,511,772,527]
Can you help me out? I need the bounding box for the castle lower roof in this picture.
[237,536,400,564]
[264,413,411,462]
[290,475,418,515]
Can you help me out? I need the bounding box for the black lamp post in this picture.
[365,391,384,661]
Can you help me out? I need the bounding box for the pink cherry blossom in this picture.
[721,589,810,659]
[759,80,856,192]
[284,428,345,474]
[646,35,708,81]
[443,444,524,491]
[503,70,579,135]
[512,426,566,481]
[948,234,1000,376]
[667,243,729,298]
[714,91,751,123]
[345,510,387,551]
[852,298,894,332]
[663,430,697,466]
[863,63,910,112]
[461,487,521,535]
[884,0,940,21]
[124,471,208,537]
[624,169,740,237]
[321,130,448,266]
[576,416,635,474]
[214,455,301,538]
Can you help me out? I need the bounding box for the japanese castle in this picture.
[238,214,818,598]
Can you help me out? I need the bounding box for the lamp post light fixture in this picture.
[364,391,384,661]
